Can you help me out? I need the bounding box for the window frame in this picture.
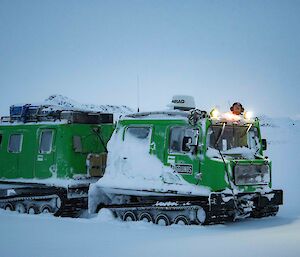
[39,129,54,154]
[168,126,199,154]
[124,126,152,141]
[8,134,23,153]
[206,125,259,152]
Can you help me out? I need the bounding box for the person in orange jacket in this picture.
[230,102,244,115]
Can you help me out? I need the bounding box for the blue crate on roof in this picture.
[10,104,40,122]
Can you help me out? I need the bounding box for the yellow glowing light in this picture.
[224,112,241,121]
[210,108,220,119]
[244,111,253,120]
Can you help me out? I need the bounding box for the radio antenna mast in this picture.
[137,75,140,112]
[227,100,231,109]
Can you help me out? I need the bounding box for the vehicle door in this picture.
[5,133,23,178]
[121,126,152,174]
[167,126,200,184]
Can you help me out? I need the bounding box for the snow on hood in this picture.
[206,146,257,160]
[44,94,133,121]
[95,127,210,196]
[222,147,257,159]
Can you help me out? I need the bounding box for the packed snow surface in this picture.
[0,116,300,257]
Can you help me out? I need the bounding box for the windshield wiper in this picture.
[239,124,252,139]
[214,122,226,148]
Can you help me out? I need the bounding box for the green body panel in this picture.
[0,123,114,179]
[118,116,270,193]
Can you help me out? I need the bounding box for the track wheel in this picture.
[155,214,171,226]
[138,212,153,223]
[196,207,206,224]
[123,211,137,222]
[4,203,14,211]
[15,203,26,214]
[28,206,37,215]
[40,205,53,214]
[174,215,190,225]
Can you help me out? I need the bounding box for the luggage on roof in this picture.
[2,104,113,124]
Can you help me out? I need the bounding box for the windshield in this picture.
[207,124,260,152]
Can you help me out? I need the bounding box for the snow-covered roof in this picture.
[123,110,189,120]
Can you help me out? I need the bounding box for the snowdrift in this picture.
[89,126,211,212]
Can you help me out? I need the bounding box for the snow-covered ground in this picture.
[0,117,300,257]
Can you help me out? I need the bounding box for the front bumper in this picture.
[253,189,283,208]
[206,189,283,223]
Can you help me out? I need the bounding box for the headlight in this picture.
[234,164,270,186]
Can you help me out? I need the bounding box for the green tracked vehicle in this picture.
[0,104,114,216]
[90,96,283,225]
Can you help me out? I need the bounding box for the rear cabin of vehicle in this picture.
[0,123,113,179]
[0,106,114,216]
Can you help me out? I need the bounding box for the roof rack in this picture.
[1,104,113,124]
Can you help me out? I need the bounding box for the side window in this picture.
[126,127,151,140]
[73,136,83,153]
[8,134,23,153]
[169,127,184,153]
[39,130,53,153]
[169,127,198,153]
[0,134,2,148]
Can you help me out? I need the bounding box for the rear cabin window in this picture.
[73,136,83,153]
[39,130,53,153]
[8,134,23,153]
[126,127,151,140]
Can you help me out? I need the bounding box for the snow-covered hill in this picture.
[45,94,133,114]
[0,116,300,257]
[44,94,133,121]
[259,115,300,128]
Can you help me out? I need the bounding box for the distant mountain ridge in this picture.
[258,115,299,128]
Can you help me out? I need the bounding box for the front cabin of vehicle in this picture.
[118,108,282,219]
[90,95,282,224]
[119,110,270,193]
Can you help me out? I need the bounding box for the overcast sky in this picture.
[1,0,299,118]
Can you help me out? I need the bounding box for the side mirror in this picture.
[262,139,267,151]
[182,136,192,152]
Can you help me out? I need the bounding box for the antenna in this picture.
[137,75,140,112]
[227,100,231,109]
